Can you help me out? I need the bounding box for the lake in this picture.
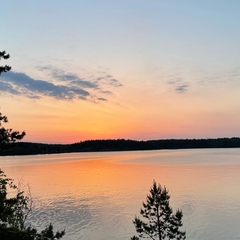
[1,148,240,239]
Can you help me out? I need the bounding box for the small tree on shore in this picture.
[131,181,186,240]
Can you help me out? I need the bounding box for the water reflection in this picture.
[1,149,240,239]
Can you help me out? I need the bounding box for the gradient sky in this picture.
[1,0,240,143]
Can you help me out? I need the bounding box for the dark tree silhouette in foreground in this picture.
[0,113,65,239]
[0,169,65,239]
[0,51,11,74]
[0,51,25,152]
[0,114,65,239]
[0,51,65,239]
[131,181,186,240]
[0,112,26,152]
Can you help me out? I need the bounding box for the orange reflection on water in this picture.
[2,150,240,240]
[5,153,240,206]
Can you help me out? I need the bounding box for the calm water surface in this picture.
[1,148,240,239]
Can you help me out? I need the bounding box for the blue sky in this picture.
[1,0,240,143]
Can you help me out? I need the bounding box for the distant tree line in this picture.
[1,137,240,156]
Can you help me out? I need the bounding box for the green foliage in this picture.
[131,181,186,240]
[0,51,11,74]
[0,169,65,240]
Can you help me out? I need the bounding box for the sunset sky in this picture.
[1,0,240,143]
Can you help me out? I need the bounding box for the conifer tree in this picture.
[0,51,65,239]
[131,181,186,240]
[0,169,65,240]
[0,112,26,152]
[0,51,25,152]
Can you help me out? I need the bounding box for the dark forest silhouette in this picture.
[1,137,240,156]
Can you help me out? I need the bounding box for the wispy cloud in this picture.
[165,66,240,94]
[97,97,108,101]
[175,84,189,93]
[167,76,190,94]
[0,66,122,102]
[38,66,98,89]
[94,74,123,88]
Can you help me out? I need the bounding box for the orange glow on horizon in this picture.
[4,153,239,208]
[2,82,240,144]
